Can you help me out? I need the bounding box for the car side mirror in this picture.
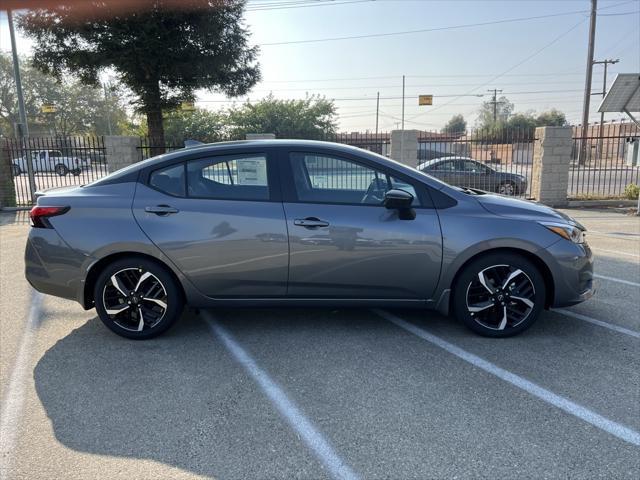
[383,189,413,210]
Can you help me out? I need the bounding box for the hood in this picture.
[474,193,584,229]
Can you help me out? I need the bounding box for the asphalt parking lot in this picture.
[0,207,638,479]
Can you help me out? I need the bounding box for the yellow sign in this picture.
[418,95,433,106]
[41,104,57,113]
[181,101,196,111]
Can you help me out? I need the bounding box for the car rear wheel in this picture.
[94,257,184,339]
[12,164,21,176]
[54,164,69,176]
[498,181,517,196]
[452,253,545,337]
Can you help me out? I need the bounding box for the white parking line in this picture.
[374,309,640,447]
[204,312,359,480]
[588,231,640,241]
[0,291,43,478]
[551,309,640,339]
[594,274,640,287]
[592,247,640,259]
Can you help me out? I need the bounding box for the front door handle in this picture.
[294,217,330,228]
[145,205,179,215]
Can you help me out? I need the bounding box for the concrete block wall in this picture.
[390,130,418,167]
[531,126,572,207]
[105,136,141,173]
[246,133,276,140]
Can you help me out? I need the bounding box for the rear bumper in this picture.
[25,228,87,304]
[545,239,595,308]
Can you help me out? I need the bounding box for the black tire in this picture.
[12,164,21,176]
[497,181,517,196]
[452,252,546,338]
[94,257,184,339]
[72,168,81,176]
[55,164,69,176]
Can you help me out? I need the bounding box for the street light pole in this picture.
[8,9,37,204]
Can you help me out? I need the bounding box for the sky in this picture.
[1,0,639,132]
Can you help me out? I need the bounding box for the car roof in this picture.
[89,138,456,192]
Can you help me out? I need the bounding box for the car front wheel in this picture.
[452,253,545,337]
[55,164,69,176]
[498,181,517,196]
[94,257,184,339]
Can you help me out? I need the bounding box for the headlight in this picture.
[540,222,585,243]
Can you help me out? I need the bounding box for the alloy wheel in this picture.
[102,267,168,332]
[465,264,536,331]
[498,182,515,195]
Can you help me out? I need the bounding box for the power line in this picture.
[246,0,374,11]
[406,17,588,121]
[258,2,635,46]
[257,72,586,83]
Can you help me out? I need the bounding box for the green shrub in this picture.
[624,183,640,200]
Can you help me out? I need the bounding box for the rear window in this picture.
[187,154,269,201]
[149,164,186,197]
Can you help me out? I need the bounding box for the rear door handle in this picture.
[145,205,179,215]
[294,217,330,228]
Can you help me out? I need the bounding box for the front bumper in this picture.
[544,239,595,307]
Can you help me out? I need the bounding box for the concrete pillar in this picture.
[390,130,418,167]
[531,126,572,207]
[104,136,141,173]
[246,133,276,140]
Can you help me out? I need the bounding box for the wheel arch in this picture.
[83,252,186,309]
[448,247,555,314]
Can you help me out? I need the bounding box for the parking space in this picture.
[0,208,638,479]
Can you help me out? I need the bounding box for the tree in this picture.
[227,94,337,139]
[1,54,129,136]
[536,109,567,127]
[18,0,260,150]
[441,114,467,134]
[505,112,537,136]
[163,108,227,143]
[477,96,514,129]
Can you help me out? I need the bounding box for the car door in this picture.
[132,150,289,297]
[427,159,457,186]
[281,149,442,299]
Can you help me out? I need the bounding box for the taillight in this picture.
[29,206,70,228]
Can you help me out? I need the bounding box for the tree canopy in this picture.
[0,54,129,137]
[226,95,337,139]
[476,96,514,129]
[18,0,260,148]
[441,114,467,134]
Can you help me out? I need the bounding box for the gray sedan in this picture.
[25,140,593,339]
[418,156,528,195]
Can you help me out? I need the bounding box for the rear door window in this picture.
[187,154,270,201]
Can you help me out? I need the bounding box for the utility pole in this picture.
[400,75,405,164]
[8,9,37,204]
[487,89,503,124]
[103,82,113,135]
[592,58,619,158]
[375,91,379,136]
[401,75,405,132]
[579,0,598,165]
